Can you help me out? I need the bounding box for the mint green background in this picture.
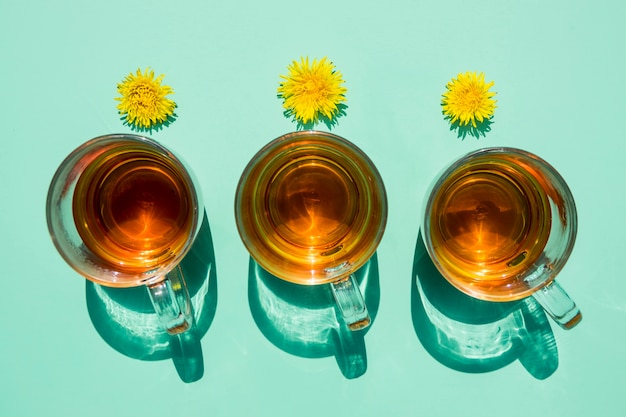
[2,1,625,416]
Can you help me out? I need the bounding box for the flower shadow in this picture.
[445,115,493,140]
[287,104,349,131]
[120,111,178,135]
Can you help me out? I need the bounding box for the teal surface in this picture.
[2,1,625,416]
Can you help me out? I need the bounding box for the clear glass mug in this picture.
[421,147,581,329]
[235,131,387,330]
[46,134,203,335]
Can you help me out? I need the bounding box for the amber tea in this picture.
[73,145,195,274]
[267,157,357,249]
[427,154,553,290]
[235,131,387,285]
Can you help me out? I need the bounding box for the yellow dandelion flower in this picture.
[277,57,347,127]
[441,71,497,128]
[115,68,176,130]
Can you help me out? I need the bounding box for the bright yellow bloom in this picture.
[441,71,496,128]
[115,68,176,130]
[277,57,347,127]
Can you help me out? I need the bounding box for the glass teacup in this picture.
[46,134,203,335]
[235,131,387,330]
[421,147,581,329]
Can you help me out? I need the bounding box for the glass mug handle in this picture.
[532,280,582,330]
[330,274,370,330]
[147,265,194,335]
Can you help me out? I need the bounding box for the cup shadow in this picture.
[411,231,558,380]
[85,212,217,383]
[248,253,380,379]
